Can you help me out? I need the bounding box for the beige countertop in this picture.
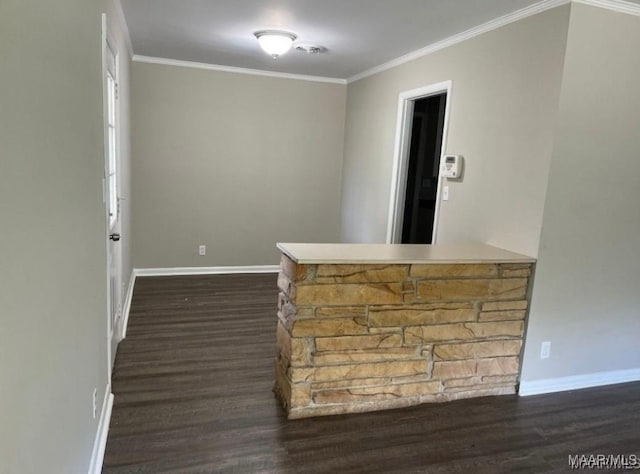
[276,242,535,265]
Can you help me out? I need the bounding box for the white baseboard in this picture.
[134,265,280,277]
[88,385,114,474]
[519,367,640,396]
[119,270,137,340]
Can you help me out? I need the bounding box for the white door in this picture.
[105,39,122,344]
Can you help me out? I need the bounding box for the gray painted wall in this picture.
[131,63,346,268]
[340,6,570,257]
[521,4,640,382]
[0,1,109,472]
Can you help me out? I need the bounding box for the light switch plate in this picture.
[541,341,551,359]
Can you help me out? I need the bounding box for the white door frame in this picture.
[101,14,112,379]
[385,80,453,244]
[102,15,123,376]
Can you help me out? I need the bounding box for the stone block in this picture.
[313,381,442,404]
[404,321,523,344]
[314,306,367,318]
[434,340,522,360]
[311,377,394,390]
[290,383,311,408]
[278,293,313,329]
[295,283,404,306]
[500,264,532,278]
[404,324,472,344]
[501,263,531,269]
[274,359,291,406]
[312,347,420,365]
[481,300,528,312]
[433,356,519,379]
[277,321,311,366]
[314,264,409,283]
[482,374,518,384]
[290,339,311,366]
[368,327,402,335]
[415,278,528,302]
[410,264,498,279]
[465,322,524,338]
[478,310,527,322]
[277,272,295,299]
[444,383,516,394]
[391,374,432,384]
[502,268,531,278]
[280,255,310,282]
[443,386,516,400]
[287,396,431,419]
[443,374,518,390]
[443,377,482,388]
[278,292,314,318]
[311,374,432,391]
[296,307,315,318]
[369,303,475,327]
[290,359,428,383]
[274,358,311,409]
[291,317,368,337]
[315,333,402,352]
[276,321,291,359]
[402,280,416,293]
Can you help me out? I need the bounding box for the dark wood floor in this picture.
[103,274,640,473]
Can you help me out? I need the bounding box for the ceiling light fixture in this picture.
[254,30,297,59]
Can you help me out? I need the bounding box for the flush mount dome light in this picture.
[254,30,297,59]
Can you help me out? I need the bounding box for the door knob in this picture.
[109,233,121,242]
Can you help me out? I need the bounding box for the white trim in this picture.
[386,94,414,244]
[134,265,280,277]
[386,81,452,244]
[347,0,570,83]
[574,0,640,15]
[88,386,114,474]
[101,13,115,383]
[132,55,347,85]
[113,0,134,58]
[519,368,640,396]
[119,270,136,340]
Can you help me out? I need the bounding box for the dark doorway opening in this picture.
[401,93,447,244]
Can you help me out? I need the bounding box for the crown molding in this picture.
[126,0,638,85]
[132,55,347,85]
[347,0,570,83]
[574,0,640,15]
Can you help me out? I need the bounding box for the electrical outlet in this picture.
[92,388,97,419]
[540,341,551,359]
[199,245,206,256]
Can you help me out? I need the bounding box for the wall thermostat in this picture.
[442,155,463,179]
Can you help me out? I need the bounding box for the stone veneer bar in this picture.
[274,243,536,419]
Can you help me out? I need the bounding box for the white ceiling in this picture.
[119,0,636,80]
